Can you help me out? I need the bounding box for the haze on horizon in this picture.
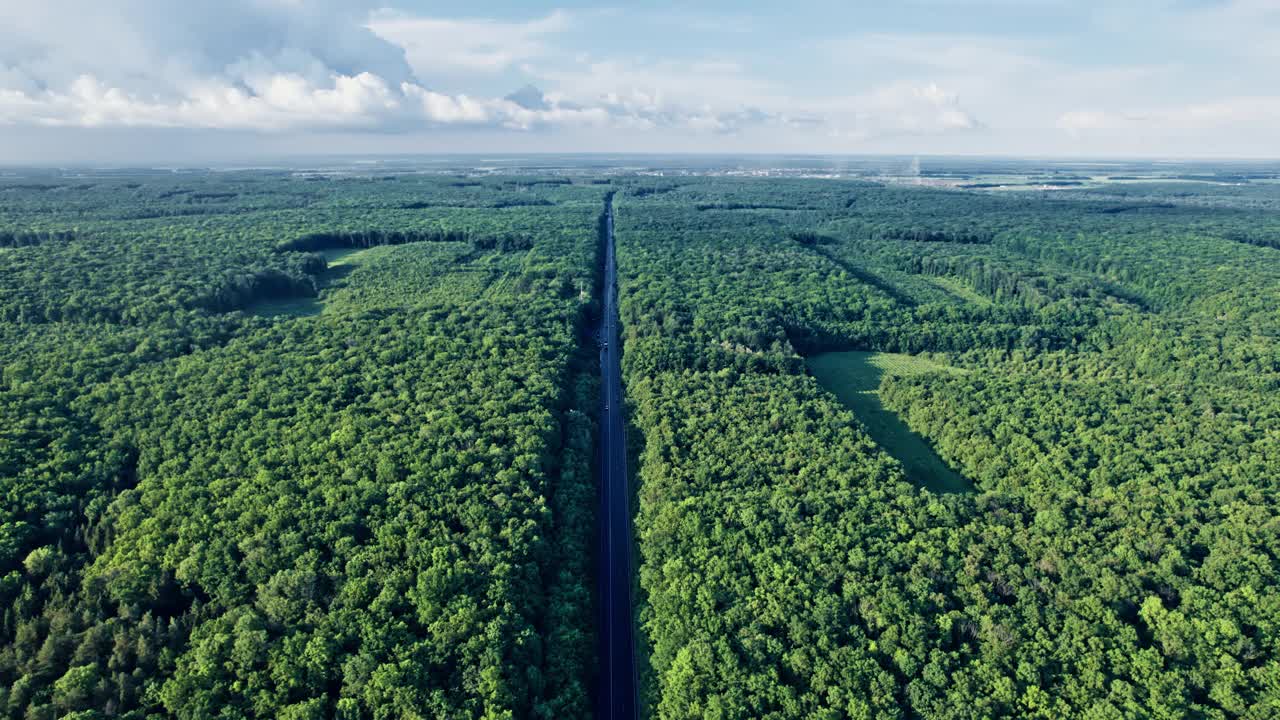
[1,0,1278,164]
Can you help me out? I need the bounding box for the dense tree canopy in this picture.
[0,174,606,718]
[613,177,1280,719]
[3,168,1278,718]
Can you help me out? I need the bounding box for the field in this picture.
[807,351,970,493]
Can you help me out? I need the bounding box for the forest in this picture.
[0,174,605,718]
[612,177,1280,719]
[2,166,1279,718]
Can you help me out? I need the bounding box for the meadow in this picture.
[807,351,970,493]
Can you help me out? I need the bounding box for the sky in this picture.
[1,0,1278,163]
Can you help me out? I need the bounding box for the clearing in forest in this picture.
[923,275,994,306]
[318,246,376,267]
[247,245,391,318]
[807,351,973,493]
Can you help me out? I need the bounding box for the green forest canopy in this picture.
[1,169,1278,718]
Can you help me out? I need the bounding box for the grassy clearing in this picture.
[807,351,972,493]
[924,275,993,306]
[251,247,379,318]
[318,246,375,267]
[866,267,966,306]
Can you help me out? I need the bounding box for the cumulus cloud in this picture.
[0,0,417,130]
[0,72,400,130]
[536,58,777,115]
[0,0,415,91]
[0,1,617,132]
[520,56,983,139]
[816,83,981,140]
[0,0,987,143]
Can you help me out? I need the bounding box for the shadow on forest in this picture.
[248,261,360,318]
[247,296,324,318]
[807,351,973,494]
[320,263,357,288]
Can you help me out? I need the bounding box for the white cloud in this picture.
[1058,97,1280,136]
[819,82,981,139]
[0,74,624,133]
[0,0,425,130]
[0,2,1049,151]
[0,72,404,131]
[521,56,971,139]
[534,57,777,113]
[404,87,491,125]
[0,2,617,133]
[0,0,416,91]
[826,32,1041,77]
[367,10,572,75]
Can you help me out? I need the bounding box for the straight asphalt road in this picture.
[597,197,639,720]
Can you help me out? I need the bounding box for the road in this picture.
[597,196,639,720]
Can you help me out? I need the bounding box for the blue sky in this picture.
[1,1,1277,162]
